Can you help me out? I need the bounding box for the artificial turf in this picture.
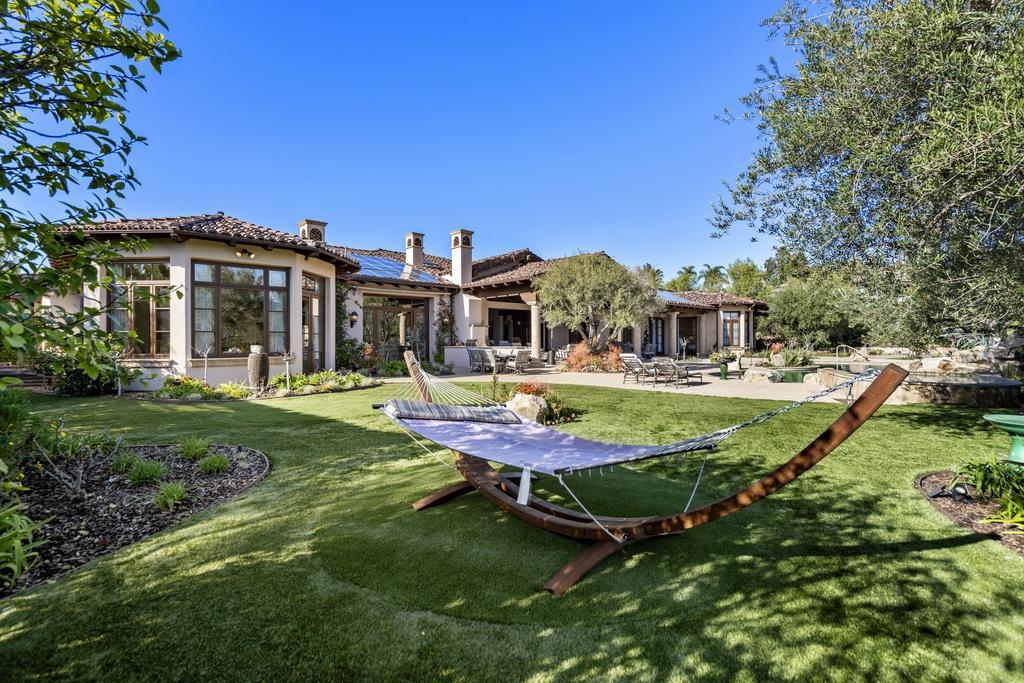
[1,385,1022,681]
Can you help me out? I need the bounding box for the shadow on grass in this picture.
[4,389,1024,680]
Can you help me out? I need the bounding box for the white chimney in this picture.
[405,231,424,267]
[450,228,473,285]
[297,219,327,243]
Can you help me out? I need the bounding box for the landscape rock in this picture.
[770,353,785,367]
[742,367,782,383]
[506,393,549,424]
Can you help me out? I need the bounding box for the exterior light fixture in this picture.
[235,247,255,259]
[348,310,359,328]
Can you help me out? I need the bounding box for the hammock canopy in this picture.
[381,398,720,476]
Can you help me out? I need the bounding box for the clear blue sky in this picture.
[34,2,796,277]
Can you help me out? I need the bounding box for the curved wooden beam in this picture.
[402,352,909,593]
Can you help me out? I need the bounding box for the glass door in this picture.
[302,274,324,371]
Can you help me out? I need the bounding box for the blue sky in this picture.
[29,2,795,277]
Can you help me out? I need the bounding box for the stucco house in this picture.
[55,214,765,387]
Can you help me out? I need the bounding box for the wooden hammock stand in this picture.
[403,351,909,595]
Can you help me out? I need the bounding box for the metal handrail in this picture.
[835,344,870,367]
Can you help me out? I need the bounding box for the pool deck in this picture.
[386,364,837,403]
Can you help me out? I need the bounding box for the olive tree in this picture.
[0,0,179,381]
[535,253,665,353]
[714,0,1024,346]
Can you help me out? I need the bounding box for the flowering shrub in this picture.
[563,342,623,372]
[709,351,737,364]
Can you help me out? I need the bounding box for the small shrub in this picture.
[153,376,218,400]
[0,389,38,476]
[781,349,813,367]
[128,458,168,486]
[215,381,252,400]
[378,360,409,377]
[153,482,188,511]
[0,500,43,588]
[952,459,1024,499]
[564,342,598,371]
[31,421,124,500]
[178,437,211,461]
[344,372,364,387]
[198,454,230,475]
[602,343,623,371]
[112,452,141,474]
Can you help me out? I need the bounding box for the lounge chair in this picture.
[621,353,658,385]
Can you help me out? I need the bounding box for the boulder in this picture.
[769,353,785,367]
[742,367,782,383]
[506,393,549,424]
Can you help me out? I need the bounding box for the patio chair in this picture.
[652,357,683,386]
[507,349,531,374]
[621,353,658,385]
[554,344,573,363]
[641,343,655,361]
[468,348,495,373]
[674,362,703,386]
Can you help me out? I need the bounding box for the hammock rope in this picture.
[385,361,883,542]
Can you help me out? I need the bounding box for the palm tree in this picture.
[698,264,729,292]
[665,265,697,291]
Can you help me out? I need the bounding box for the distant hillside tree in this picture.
[665,265,697,292]
[714,0,1024,343]
[759,272,866,349]
[536,254,665,353]
[763,246,810,287]
[727,258,767,298]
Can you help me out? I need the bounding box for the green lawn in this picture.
[2,385,1022,681]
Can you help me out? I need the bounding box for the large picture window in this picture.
[192,262,289,356]
[108,261,171,357]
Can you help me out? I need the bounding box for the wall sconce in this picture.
[348,310,359,328]
[235,247,255,259]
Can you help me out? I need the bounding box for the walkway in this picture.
[394,364,839,403]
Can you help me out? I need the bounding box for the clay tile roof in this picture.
[465,252,604,289]
[669,290,768,308]
[58,214,359,270]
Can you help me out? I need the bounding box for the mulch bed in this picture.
[4,444,270,598]
[917,470,1024,556]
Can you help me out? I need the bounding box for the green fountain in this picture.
[983,414,1024,464]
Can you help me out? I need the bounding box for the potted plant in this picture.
[710,351,737,379]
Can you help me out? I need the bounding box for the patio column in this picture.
[530,303,542,359]
[398,312,407,345]
[667,312,678,357]
[632,323,643,352]
[739,310,746,349]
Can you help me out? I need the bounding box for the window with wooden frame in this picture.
[107,261,171,357]
[721,311,741,347]
[192,261,289,357]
